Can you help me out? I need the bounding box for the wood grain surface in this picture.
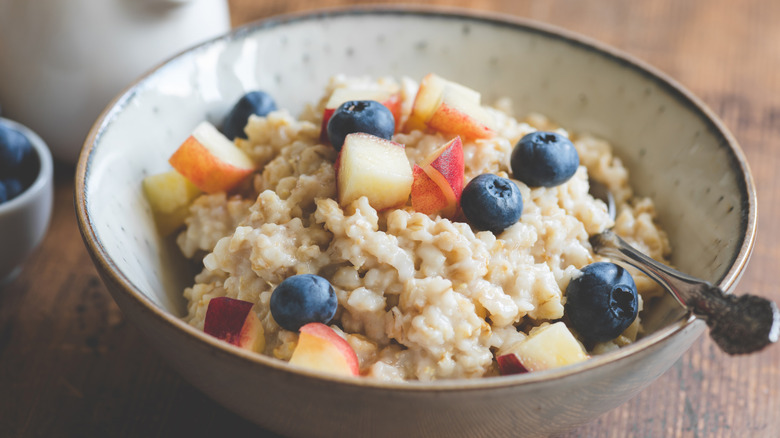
[2,0,779,436]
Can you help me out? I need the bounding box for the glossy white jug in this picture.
[0,0,231,163]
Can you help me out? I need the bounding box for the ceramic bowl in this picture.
[75,6,756,438]
[0,117,54,284]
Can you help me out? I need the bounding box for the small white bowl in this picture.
[75,6,756,438]
[0,117,54,284]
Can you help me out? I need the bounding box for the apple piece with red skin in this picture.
[320,87,402,141]
[405,73,494,140]
[288,322,360,377]
[425,85,494,140]
[204,297,265,352]
[496,353,529,376]
[410,137,464,218]
[421,136,464,203]
[405,73,478,131]
[168,121,256,194]
[336,132,413,210]
[411,165,449,215]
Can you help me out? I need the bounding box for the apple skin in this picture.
[203,297,265,352]
[336,132,413,211]
[425,89,494,140]
[410,137,464,218]
[423,136,464,203]
[496,353,529,376]
[406,73,494,140]
[319,88,402,142]
[411,164,450,216]
[289,322,360,377]
[168,121,256,194]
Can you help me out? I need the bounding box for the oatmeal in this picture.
[169,74,670,381]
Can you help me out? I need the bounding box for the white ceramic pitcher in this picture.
[0,0,231,163]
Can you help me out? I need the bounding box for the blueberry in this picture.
[511,131,579,187]
[460,173,523,234]
[0,124,33,174]
[565,262,638,344]
[222,90,278,140]
[326,100,395,151]
[270,274,338,331]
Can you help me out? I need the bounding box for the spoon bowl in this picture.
[588,179,778,354]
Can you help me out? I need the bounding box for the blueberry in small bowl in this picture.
[0,117,54,284]
[0,123,37,203]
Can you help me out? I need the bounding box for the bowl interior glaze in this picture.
[76,7,755,438]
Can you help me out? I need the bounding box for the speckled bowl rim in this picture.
[75,5,756,392]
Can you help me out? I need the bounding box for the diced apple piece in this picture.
[405,73,448,131]
[405,73,494,140]
[168,121,256,194]
[336,133,413,210]
[496,353,529,376]
[406,73,480,130]
[410,136,464,218]
[320,87,402,141]
[289,322,359,376]
[426,85,494,140]
[508,322,589,372]
[142,169,202,235]
[204,297,265,352]
[422,136,464,212]
[411,165,449,215]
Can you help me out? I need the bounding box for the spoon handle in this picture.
[590,230,779,355]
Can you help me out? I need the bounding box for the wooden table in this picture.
[2,0,778,436]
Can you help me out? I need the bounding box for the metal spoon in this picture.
[588,180,779,355]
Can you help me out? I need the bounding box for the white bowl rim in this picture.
[75,4,756,392]
[0,117,54,215]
